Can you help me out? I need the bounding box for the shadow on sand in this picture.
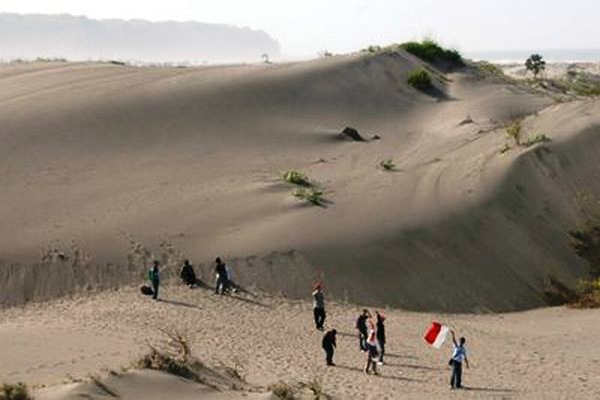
[462,386,517,393]
[385,362,441,371]
[335,365,424,383]
[385,353,419,360]
[157,299,201,309]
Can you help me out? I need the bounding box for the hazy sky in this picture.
[2,0,599,57]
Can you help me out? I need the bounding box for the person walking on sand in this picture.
[215,257,228,295]
[356,309,369,352]
[322,329,337,366]
[449,330,470,389]
[149,260,160,300]
[364,315,379,375]
[312,283,326,331]
[376,311,386,364]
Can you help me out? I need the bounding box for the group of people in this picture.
[315,285,470,388]
[145,256,237,301]
[147,262,470,390]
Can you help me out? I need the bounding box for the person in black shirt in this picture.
[322,329,337,366]
[376,311,386,363]
[356,309,369,351]
[180,259,197,288]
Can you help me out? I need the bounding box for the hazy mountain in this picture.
[0,13,281,63]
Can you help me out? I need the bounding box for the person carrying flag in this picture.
[449,330,469,389]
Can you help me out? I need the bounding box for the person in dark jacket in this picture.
[215,257,228,294]
[322,329,337,366]
[376,311,386,363]
[180,259,197,288]
[356,309,370,351]
[149,260,160,300]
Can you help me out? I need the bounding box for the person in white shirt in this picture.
[364,316,379,375]
[449,330,470,389]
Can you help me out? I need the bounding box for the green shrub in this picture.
[400,40,464,67]
[524,133,551,147]
[505,120,522,146]
[283,171,311,187]
[293,188,324,206]
[379,159,396,170]
[569,278,600,308]
[0,383,33,400]
[407,69,432,90]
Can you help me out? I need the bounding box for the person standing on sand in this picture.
[356,309,369,351]
[312,283,326,330]
[322,329,337,366]
[449,330,469,389]
[364,315,379,375]
[376,311,386,364]
[149,260,160,300]
[215,257,228,295]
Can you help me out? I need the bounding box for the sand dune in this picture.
[1,50,600,312]
[1,285,599,399]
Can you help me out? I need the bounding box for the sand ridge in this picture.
[2,53,600,311]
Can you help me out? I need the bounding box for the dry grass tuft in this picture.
[0,383,33,400]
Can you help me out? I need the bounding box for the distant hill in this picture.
[0,13,281,63]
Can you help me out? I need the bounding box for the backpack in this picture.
[140,285,154,296]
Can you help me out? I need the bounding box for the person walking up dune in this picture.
[322,329,337,366]
[149,260,160,300]
[356,309,369,352]
[312,283,326,331]
[376,311,386,364]
[449,330,470,389]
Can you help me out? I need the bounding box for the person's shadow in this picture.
[157,299,201,309]
[462,386,516,393]
[334,365,424,383]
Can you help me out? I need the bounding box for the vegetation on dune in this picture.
[379,159,396,171]
[570,278,600,308]
[505,119,523,146]
[523,133,551,147]
[567,193,600,308]
[360,39,463,69]
[503,119,552,152]
[525,54,546,79]
[0,383,33,400]
[269,377,329,400]
[472,61,514,83]
[137,328,247,390]
[283,170,312,187]
[293,188,325,206]
[552,71,600,97]
[269,382,296,400]
[399,40,464,68]
[407,68,433,90]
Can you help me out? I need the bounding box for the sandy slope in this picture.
[1,284,599,399]
[1,53,600,312]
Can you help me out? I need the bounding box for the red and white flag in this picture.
[424,322,449,349]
